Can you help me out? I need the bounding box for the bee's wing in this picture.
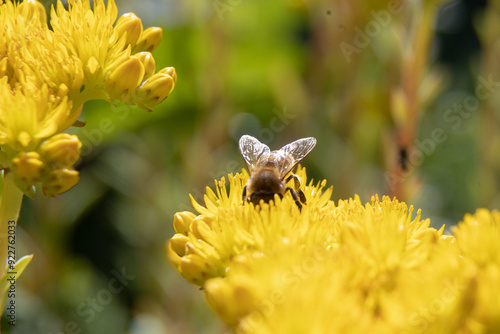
[277,137,317,177]
[239,135,271,173]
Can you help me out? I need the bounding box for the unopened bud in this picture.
[12,152,44,184]
[104,56,145,100]
[173,211,196,234]
[134,71,175,107]
[39,133,81,166]
[179,254,218,286]
[42,168,79,196]
[133,27,162,53]
[169,234,190,257]
[134,52,156,80]
[114,13,143,49]
[160,67,177,85]
[205,277,256,326]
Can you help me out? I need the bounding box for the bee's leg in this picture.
[285,187,303,211]
[285,174,306,204]
[297,189,307,204]
[242,185,248,202]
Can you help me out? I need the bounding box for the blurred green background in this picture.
[4,0,499,332]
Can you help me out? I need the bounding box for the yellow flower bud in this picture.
[166,241,182,269]
[42,168,79,196]
[184,241,196,255]
[12,152,45,184]
[104,56,145,100]
[39,133,82,166]
[205,277,257,327]
[167,234,191,269]
[134,52,156,80]
[173,211,196,235]
[160,66,177,85]
[179,254,219,286]
[169,234,190,257]
[133,27,162,53]
[114,13,143,49]
[133,71,175,107]
[191,216,216,240]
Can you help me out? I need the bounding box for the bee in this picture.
[239,135,317,210]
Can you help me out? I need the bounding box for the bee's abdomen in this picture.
[247,169,283,205]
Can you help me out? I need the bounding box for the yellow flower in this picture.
[167,167,333,286]
[0,0,84,102]
[0,0,177,197]
[0,78,82,197]
[168,168,500,333]
[452,210,500,333]
[0,78,80,152]
[50,0,176,108]
[453,209,500,267]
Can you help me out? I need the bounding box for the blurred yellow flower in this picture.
[168,168,500,333]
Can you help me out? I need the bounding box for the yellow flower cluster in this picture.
[0,0,176,197]
[167,167,500,333]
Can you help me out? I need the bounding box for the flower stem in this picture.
[0,172,24,279]
[72,87,111,109]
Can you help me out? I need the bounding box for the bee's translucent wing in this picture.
[276,137,317,177]
[239,135,271,174]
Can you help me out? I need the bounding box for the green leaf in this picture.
[0,254,34,318]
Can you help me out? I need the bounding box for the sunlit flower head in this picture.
[0,78,80,152]
[50,0,177,109]
[0,0,176,196]
[167,168,500,333]
[167,167,333,286]
[0,0,84,101]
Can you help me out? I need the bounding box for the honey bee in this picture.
[239,135,317,210]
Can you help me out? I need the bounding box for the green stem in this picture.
[0,173,24,279]
[71,86,110,109]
